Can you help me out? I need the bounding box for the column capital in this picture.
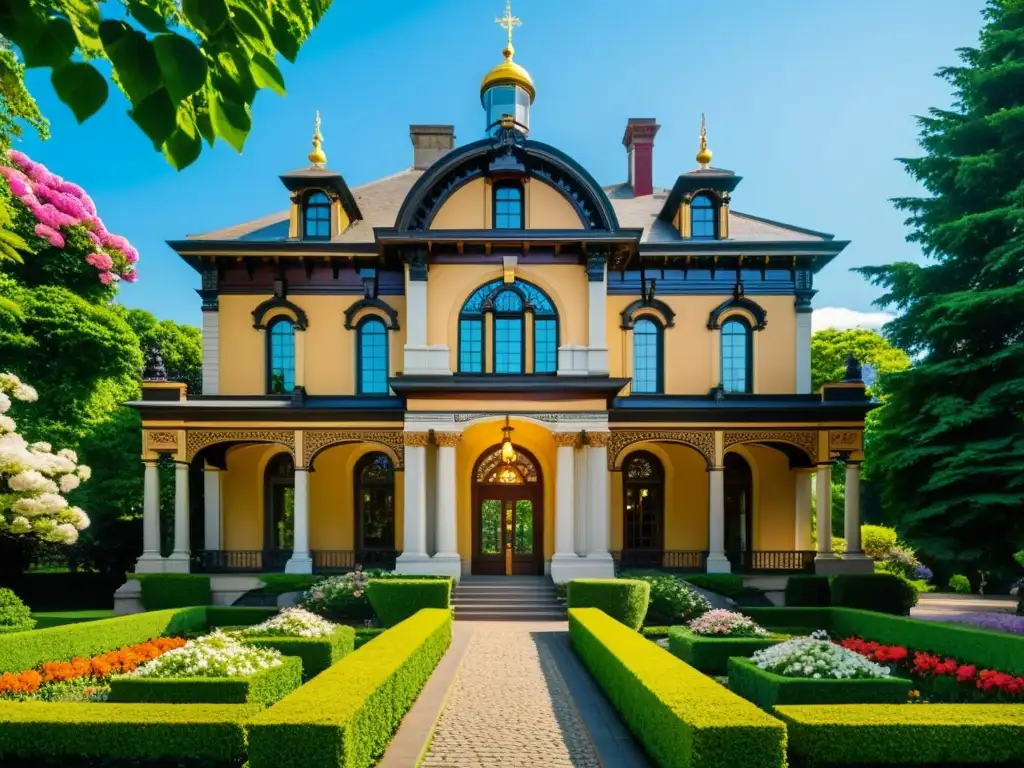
[142,458,160,468]
[433,432,461,447]
[403,431,430,447]
[584,431,610,448]
[553,432,581,448]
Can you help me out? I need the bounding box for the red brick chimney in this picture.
[622,118,660,197]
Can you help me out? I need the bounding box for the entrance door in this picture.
[472,444,543,576]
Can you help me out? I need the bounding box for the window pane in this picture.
[624,453,664,551]
[304,193,331,239]
[721,320,750,393]
[494,317,523,373]
[359,320,388,394]
[268,321,295,393]
[459,319,483,372]
[632,319,660,394]
[494,184,523,229]
[492,290,523,312]
[534,319,557,373]
[358,454,394,549]
[691,194,716,238]
[481,499,501,554]
[513,499,533,554]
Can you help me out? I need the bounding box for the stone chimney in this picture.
[622,118,660,197]
[410,125,455,170]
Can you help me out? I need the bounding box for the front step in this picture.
[452,576,565,622]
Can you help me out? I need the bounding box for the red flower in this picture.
[956,664,977,683]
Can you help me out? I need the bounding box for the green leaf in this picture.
[269,9,300,63]
[192,92,216,146]
[100,20,162,104]
[181,0,230,39]
[208,90,250,152]
[10,15,77,68]
[126,1,169,34]
[250,52,285,96]
[129,88,177,148]
[211,49,257,104]
[51,62,109,123]
[229,4,269,43]
[152,33,208,103]
[162,104,203,170]
[62,0,103,56]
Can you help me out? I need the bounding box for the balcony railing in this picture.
[613,549,816,575]
[613,550,707,572]
[191,549,399,574]
[312,549,398,573]
[726,549,816,574]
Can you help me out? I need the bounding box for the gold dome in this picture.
[308,110,327,167]
[696,112,712,169]
[480,43,535,103]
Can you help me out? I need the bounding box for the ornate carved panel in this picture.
[304,429,405,469]
[608,430,715,469]
[433,432,461,447]
[146,430,178,453]
[724,430,819,462]
[828,430,863,453]
[553,432,582,448]
[185,430,294,462]
[586,431,611,448]
[403,432,430,447]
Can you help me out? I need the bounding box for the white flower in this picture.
[688,609,769,638]
[29,441,51,453]
[59,473,80,493]
[129,630,283,679]
[55,523,79,544]
[77,465,92,481]
[8,516,30,534]
[237,607,338,638]
[8,469,58,494]
[0,392,10,414]
[14,384,37,402]
[69,506,90,529]
[57,448,78,463]
[751,632,890,680]
[0,414,15,434]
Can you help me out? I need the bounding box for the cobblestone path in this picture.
[421,622,601,768]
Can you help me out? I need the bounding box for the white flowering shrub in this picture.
[0,373,91,544]
[688,609,770,638]
[750,630,891,680]
[129,630,283,679]
[236,607,338,638]
[300,568,374,622]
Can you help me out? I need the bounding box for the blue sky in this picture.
[17,0,984,329]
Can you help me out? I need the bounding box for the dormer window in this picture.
[493,181,524,229]
[303,191,331,240]
[691,193,716,238]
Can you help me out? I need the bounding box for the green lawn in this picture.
[30,610,115,629]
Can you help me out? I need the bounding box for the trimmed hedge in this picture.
[205,606,277,630]
[785,575,831,607]
[354,627,386,649]
[567,579,650,630]
[132,574,212,611]
[742,607,834,632]
[242,626,355,679]
[728,657,912,711]
[667,627,786,675]
[108,655,301,708]
[569,607,786,768]
[683,573,746,597]
[0,607,206,674]
[831,573,915,616]
[776,703,1024,765]
[248,608,452,768]
[258,574,320,595]
[0,702,256,765]
[365,578,452,627]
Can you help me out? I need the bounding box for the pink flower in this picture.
[98,271,114,285]
[7,149,31,168]
[122,268,137,283]
[85,253,114,271]
[34,223,64,248]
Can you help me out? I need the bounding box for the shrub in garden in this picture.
[300,568,373,624]
[830,573,916,615]
[681,573,745,597]
[860,525,899,559]
[948,573,971,594]
[688,609,769,638]
[366,579,451,628]
[129,630,282,680]
[0,588,34,634]
[566,579,650,630]
[620,572,709,625]
[236,607,337,638]
[785,575,831,607]
[877,545,922,579]
[750,631,892,680]
[132,574,212,611]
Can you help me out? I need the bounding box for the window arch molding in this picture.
[302,190,331,241]
[620,297,676,330]
[707,295,767,331]
[252,297,308,331]
[344,297,400,331]
[356,315,390,395]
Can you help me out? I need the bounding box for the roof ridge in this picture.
[729,209,833,241]
[351,166,418,191]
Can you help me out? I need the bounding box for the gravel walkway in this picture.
[421,622,601,768]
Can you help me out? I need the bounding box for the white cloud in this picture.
[812,307,894,333]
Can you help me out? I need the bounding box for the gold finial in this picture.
[308,110,327,167]
[496,0,522,59]
[696,112,712,169]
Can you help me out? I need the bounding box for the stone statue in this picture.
[143,344,168,381]
[843,353,862,383]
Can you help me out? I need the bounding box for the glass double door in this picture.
[473,487,542,575]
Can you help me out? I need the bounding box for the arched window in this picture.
[303,191,331,240]
[632,318,662,394]
[264,452,294,555]
[357,318,389,394]
[721,317,752,393]
[355,452,395,550]
[690,193,716,238]
[623,451,665,565]
[458,278,558,374]
[493,181,524,229]
[267,318,296,394]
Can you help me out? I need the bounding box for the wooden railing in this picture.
[612,550,707,572]
[725,550,817,574]
[613,549,816,574]
[312,549,398,573]
[190,549,398,574]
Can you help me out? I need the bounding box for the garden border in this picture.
[667,627,785,675]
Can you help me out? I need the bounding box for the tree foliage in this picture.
[0,0,331,169]
[855,0,1024,573]
[810,328,911,396]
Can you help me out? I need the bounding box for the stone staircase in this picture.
[452,575,567,621]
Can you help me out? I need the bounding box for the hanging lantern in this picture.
[500,416,517,465]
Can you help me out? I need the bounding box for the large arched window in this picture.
[458,278,558,374]
[267,318,296,394]
[357,317,388,394]
[623,451,665,565]
[355,452,395,550]
[721,317,752,393]
[264,452,294,556]
[493,181,524,229]
[632,318,662,394]
[690,193,716,238]
[303,191,331,240]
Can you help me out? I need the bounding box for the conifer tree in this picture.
[857,0,1024,574]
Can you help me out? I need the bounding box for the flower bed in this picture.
[237,610,355,679]
[689,609,769,638]
[667,627,785,675]
[236,607,337,638]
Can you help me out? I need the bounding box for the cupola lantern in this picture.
[481,1,534,136]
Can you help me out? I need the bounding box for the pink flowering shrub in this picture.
[688,608,770,638]
[0,150,138,285]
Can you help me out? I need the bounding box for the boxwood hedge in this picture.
[242,626,355,679]
[784,575,831,607]
[667,627,785,675]
[567,579,650,630]
[569,607,786,768]
[247,608,452,768]
[131,574,212,611]
[365,579,452,627]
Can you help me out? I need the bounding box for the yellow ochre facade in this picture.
[128,9,874,584]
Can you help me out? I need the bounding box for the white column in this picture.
[794,470,813,551]
[135,459,164,573]
[815,463,835,560]
[431,433,461,578]
[201,310,219,395]
[586,435,613,570]
[165,461,191,572]
[706,467,731,573]
[406,279,427,348]
[285,467,313,573]
[550,433,581,582]
[396,433,430,571]
[796,311,812,394]
[844,462,866,558]
[574,446,589,555]
[587,267,609,374]
[203,465,222,551]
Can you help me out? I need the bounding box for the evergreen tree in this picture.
[857,0,1024,574]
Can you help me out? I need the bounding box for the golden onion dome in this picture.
[308,110,327,167]
[696,112,712,169]
[480,43,535,104]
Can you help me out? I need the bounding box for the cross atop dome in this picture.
[480,0,535,136]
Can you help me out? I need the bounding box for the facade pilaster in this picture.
[285,466,313,573]
[585,431,613,571]
[203,464,222,551]
[550,432,581,582]
[844,461,867,558]
[135,459,164,573]
[794,469,814,551]
[396,431,431,571]
[430,432,462,579]
[706,466,730,573]
[815,462,835,561]
[165,461,191,573]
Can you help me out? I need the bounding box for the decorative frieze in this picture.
[303,429,405,469]
[185,430,294,462]
[433,432,461,447]
[585,431,611,447]
[608,430,715,469]
[403,432,431,447]
[146,431,178,454]
[553,432,582,448]
[723,429,819,463]
[828,430,863,453]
